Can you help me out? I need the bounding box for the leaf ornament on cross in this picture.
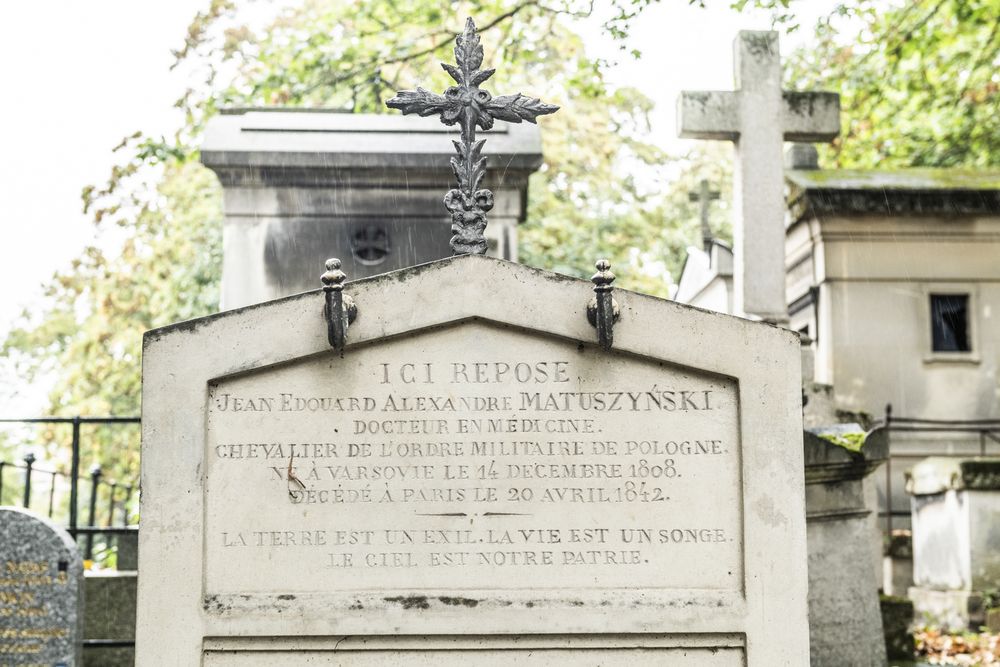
[387,17,558,255]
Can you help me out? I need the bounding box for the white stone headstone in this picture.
[678,31,839,324]
[0,507,84,666]
[137,255,808,665]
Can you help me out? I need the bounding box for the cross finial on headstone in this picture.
[688,179,720,254]
[387,17,558,256]
[678,31,839,324]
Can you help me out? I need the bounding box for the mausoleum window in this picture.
[930,294,971,353]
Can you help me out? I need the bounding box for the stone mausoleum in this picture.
[201,109,546,309]
[677,149,1000,520]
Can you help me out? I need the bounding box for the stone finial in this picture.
[786,143,820,170]
[387,17,558,256]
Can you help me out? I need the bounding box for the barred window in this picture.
[930,294,970,353]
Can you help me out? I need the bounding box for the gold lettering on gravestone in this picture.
[204,322,742,594]
[0,560,71,663]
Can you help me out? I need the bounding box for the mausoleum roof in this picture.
[787,168,1000,221]
[787,168,1000,192]
[201,109,544,173]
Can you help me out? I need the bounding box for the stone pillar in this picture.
[906,457,1000,630]
[201,110,546,309]
[804,425,889,667]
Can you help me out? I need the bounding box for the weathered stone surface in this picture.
[883,530,914,598]
[786,168,1000,221]
[82,571,136,667]
[201,111,547,308]
[804,427,888,667]
[113,530,137,571]
[907,457,1000,629]
[138,254,808,665]
[906,457,1000,495]
[0,507,83,666]
[880,595,914,661]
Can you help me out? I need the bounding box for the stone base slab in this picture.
[908,586,983,631]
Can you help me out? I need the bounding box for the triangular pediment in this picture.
[146,254,793,384]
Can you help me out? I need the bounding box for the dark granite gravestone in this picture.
[0,507,83,666]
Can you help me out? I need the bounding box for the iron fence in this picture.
[878,404,1000,540]
[0,416,140,560]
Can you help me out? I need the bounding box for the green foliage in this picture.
[2,160,220,476]
[787,0,1000,168]
[4,0,997,481]
[1,0,686,477]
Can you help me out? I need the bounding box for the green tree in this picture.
[5,0,997,480]
[787,0,1000,168]
[1,0,682,477]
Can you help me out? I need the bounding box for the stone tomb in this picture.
[906,457,1000,630]
[0,507,84,666]
[137,255,808,665]
[201,111,545,309]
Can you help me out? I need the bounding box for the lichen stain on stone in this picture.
[783,91,835,116]
[743,32,777,60]
[685,91,713,109]
[384,595,430,610]
[202,595,232,613]
[437,596,479,608]
[753,495,789,528]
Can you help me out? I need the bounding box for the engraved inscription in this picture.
[204,322,742,594]
[0,560,72,665]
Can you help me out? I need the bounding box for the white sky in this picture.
[0,0,836,414]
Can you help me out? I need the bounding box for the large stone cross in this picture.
[678,31,839,323]
[387,18,558,256]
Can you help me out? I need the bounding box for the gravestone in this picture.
[677,30,839,323]
[138,18,808,665]
[906,457,1000,630]
[0,507,84,666]
[137,255,808,665]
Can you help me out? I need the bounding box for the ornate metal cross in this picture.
[387,17,558,255]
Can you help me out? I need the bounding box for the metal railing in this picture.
[0,416,140,559]
[879,404,1000,539]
